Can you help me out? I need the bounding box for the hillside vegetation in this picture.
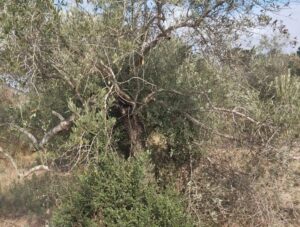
[0,0,299,226]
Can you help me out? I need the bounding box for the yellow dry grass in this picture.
[0,143,46,227]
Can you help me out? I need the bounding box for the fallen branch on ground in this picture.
[212,106,260,124]
[184,113,236,140]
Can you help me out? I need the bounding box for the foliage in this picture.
[0,0,299,226]
[0,0,289,158]
[51,153,193,227]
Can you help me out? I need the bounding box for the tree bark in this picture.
[127,114,144,156]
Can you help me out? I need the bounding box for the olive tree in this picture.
[0,0,288,165]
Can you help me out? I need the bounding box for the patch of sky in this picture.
[239,1,300,53]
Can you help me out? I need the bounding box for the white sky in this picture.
[266,2,300,52]
[276,2,300,40]
[239,2,300,53]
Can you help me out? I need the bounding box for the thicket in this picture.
[0,0,299,226]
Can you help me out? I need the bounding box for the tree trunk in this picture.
[127,114,144,156]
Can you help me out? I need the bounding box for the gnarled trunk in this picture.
[127,114,144,156]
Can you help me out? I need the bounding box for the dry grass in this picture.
[0,216,45,227]
[185,142,300,226]
[0,142,51,227]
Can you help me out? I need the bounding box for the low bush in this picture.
[51,153,194,227]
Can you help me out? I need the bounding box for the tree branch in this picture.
[0,146,51,178]
[0,146,19,175]
[184,112,236,140]
[12,113,75,149]
[22,165,50,178]
[212,106,260,124]
[52,110,65,121]
[39,114,75,147]
[96,62,135,106]
[12,125,39,147]
[135,1,227,68]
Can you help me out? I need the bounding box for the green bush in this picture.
[51,154,194,227]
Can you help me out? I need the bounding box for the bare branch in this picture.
[96,62,135,105]
[0,146,19,175]
[155,100,236,140]
[212,106,260,124]
[39,114,75,147]
[184,113,236,140]
[22,165,50,178]
[0,147,51,178]
[52,110,65,121]
[12,113,75,149]
[140,0,227,58]
[12,124,38,147]
[202,91,260,124]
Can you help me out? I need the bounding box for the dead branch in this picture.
[202,91,260,125]
[184,113,236,140]
[0,146,19,175]
[0,146,52,178]
[22,165,50,178]
[212,106,260,124]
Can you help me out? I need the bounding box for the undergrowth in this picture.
[51,153,194,227]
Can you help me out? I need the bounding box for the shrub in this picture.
[51,153,194,227]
